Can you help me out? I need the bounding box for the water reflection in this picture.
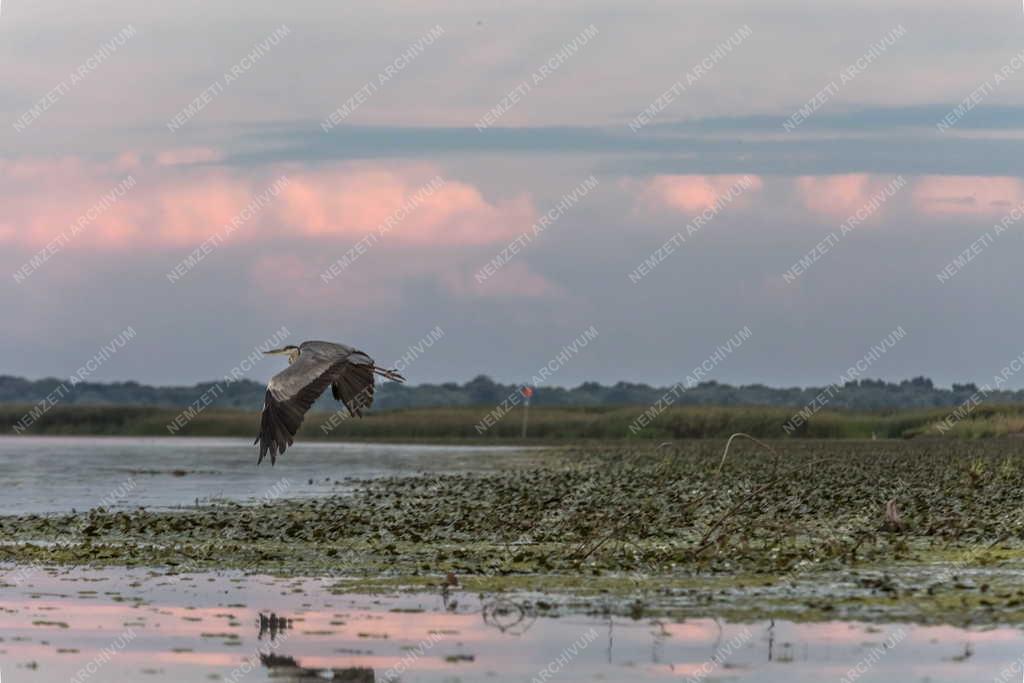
[258,612,294,641]
[481,598,537,635]
[257,613,376,681]
[0,568,1016,682]
[261,653,375,681]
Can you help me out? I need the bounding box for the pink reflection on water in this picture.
[1,568,1019,682]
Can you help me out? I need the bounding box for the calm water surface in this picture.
[0,569,1018,683]
[0,436,529,514]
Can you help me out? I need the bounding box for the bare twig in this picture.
[717,432,780,475]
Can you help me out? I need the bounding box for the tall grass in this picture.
[6,402,1024,440]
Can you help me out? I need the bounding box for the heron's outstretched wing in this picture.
[331,361,375,417]
[256,346,353,465]
[330,354,407,417]
[255,342,405,465]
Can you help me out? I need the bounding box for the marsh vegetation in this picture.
[5,440,1023,624]
[7,402,1024,440]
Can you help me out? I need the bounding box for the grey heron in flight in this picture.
[256,340,405,465]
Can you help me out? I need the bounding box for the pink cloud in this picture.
[247,251,407,315]
[794,174,911,224]
[634,174,763,213]
[447,260,565,299]
[795,174,874,217]
[277,167,533,245]
[246,248,564,321]
[0,153,579,306]
[0,156,535,251]
[912,175,1024,216]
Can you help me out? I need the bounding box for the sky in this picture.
[2,0,1024,389]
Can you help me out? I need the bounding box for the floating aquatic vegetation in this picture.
[4,440,1024,623]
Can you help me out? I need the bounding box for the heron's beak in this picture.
[264,348,288,355]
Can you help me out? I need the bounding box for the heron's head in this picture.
[265,345,300,364]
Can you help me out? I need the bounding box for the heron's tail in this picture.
[374,366,405,383]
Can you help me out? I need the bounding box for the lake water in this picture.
[2,437,1022,682]
[0,436,529,515]
[1,568,1020,683]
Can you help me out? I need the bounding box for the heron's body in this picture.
[255,340,404,465]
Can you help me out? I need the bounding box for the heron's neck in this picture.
[288,349,300,364]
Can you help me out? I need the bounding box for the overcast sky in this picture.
[2,0,1024,388]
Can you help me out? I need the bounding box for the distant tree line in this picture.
[0,374,1017,413]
